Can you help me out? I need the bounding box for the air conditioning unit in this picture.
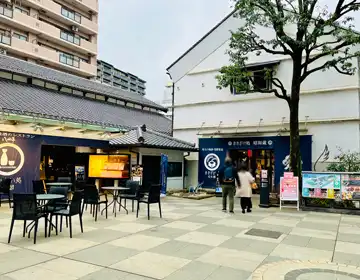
[71,25,79,32]
[0,48,7,55]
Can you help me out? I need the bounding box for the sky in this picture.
[97,1,360,103]
[98,0,232,102]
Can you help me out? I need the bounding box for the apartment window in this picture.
[15,6,29,15]
[0,5,13,18]
[59,52,80,68]
[60,30,80,45]
[61,7,81,23]
[0,33,10,45]
[13,33,28,41]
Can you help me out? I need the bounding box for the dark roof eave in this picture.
[110,143,198,152]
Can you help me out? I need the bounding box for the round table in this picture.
[36,194,65,200]
[101,187,129,217]
[46,183,72,186]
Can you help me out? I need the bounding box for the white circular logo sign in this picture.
[0,143,25,176]
[204,153,220,171]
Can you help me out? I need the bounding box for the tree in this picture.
[216,0,360,178]
[327,148,360,172]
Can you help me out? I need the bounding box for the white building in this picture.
[157,83,173,120]
[167,12,360,189]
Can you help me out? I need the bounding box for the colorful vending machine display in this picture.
[302,172,341,199]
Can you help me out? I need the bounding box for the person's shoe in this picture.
[229,211,234,214]
[247,209,252,213]
[242,209,245,214]
[222,209,227,212]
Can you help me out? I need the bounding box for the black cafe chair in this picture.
[0,178,12,208]
[8,193,47,244]
[49,191,83,238]
[120,180,140,212]
[136,184,162,220]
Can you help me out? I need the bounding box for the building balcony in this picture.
[0,37,96,77]
[62,0,98,14]
[23,0,98,34]
[3,10,97,55]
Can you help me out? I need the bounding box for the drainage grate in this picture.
[245,228,282,239]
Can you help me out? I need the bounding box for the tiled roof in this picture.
[0,79,171,134]
[110,126,197,151]
[0,55,163,111]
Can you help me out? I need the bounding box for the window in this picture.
[0,5,13,18]
[45,82,58,90]
[0,33,10,45]
[167,162,182,177]
[60,30,80,45]
[61,7,81,23]
[59,52,80,68]
[13,33,28,41]
[230,65,273,95]
[13,74,27,83]
[15,6,29,15]
[32,79,45,87]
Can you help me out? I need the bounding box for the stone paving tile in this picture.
[164,261,218,280]
[140,226,188,239]
[206,266,251,280]
[258,216,300,227]
[270,244,333,261]
[282,235,311,247]
[197,247,266,272]
[338,232,360,244]
[260,255,288,266]
[111,251,191,279]
[0,248,56,274]
[79,268,130,280]
[289,227,337,240]
[65,243,139,266]
[306,238,335,251]
[335,241,360,255]
[332,251,360,267]
[149,240,212,260]
[161,221,206,231]
[196,224,244,237]
[109,234,169,251]
[175,231,230,247]
[36,258,102,278]
[296,221,340,232]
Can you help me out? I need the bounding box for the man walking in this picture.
[218,158,240,213]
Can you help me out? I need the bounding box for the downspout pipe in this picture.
[183,152,190,190]
[166,71,175,137]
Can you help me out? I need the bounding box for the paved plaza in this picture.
[0,196,360,279]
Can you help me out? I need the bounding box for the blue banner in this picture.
[199,136,312,189]
[0,132,42,193]
[160,154,168,195]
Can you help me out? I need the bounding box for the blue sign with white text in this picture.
[198,136,312,189]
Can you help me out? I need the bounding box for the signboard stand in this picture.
[280,172,299,211]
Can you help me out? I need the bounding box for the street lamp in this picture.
[166,72,175,137]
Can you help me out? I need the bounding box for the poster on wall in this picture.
[160,154,168,196]
[341,174,360,200]
[75,166,85,181]
[302,172,341,199]
[0,132,42,193]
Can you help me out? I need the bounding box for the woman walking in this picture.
[237,163,255,214]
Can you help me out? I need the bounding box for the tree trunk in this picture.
[289,55,302,179]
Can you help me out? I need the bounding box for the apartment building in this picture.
[97,60,146,95]
[0,0,98,78]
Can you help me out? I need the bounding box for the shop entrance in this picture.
[228,149,275,192]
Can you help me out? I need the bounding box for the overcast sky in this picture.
[98,1,359,103]
[98,0,232,102]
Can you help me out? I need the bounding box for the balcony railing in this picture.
[0,5,13,18]
[59,53,80,68]
[0,34,11,46]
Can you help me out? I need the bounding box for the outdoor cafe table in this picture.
[27,194,65,236]
[101,187,129,217]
